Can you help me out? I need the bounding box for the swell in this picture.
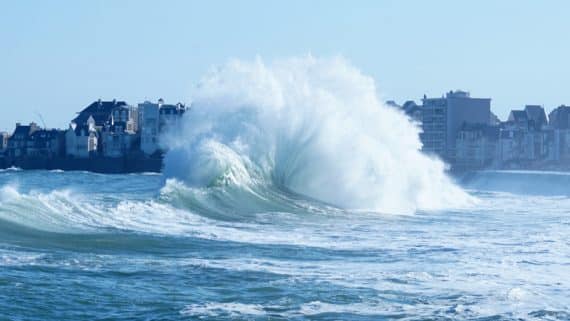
[0,182,343,248]
[0,179,397,253]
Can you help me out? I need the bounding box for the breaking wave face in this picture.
[163,56,470,214]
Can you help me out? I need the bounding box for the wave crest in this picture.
[163,56,470,214]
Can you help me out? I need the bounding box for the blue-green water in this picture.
[0,169,569,320]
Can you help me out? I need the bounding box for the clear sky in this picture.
[1,0,569,131]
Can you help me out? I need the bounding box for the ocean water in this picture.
[1,57,569,320]
[0,169,568,320]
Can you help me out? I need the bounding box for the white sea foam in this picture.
[163,56,471,214]
[0,184,377,249]
[0,249,45,267]
[180,302,266,317]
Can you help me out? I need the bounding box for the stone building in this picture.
[26,129,65,158]
[6,122,40,158]
[455,123,500,170]
[101,121,137,158]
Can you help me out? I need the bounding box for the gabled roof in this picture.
[508,110,528,122]
[11,123,39,138]
[12,125,32,137]
[70,124,96,137]
[73,100,128,126]
[524,105,547,126]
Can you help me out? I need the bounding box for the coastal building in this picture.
[65,119,98,158]
[490,112,501,126]
[421,90,491,162]
[101,121,137,158]
[139,101,160,155]
[69,99,140,158]
[499,105,552,166]
[6,123,40,158]
[111,104,139,133]
[548,105,570,129]
[455,123,500,170]
[548,105,570,161]
[508,105,548,131]
[0,132,9,152]
[26,129,65,158]
[72,99,131,130]
[524,105,548,129]
[499,120,538,165]
[159,101,187,132]
[139,99,186,156]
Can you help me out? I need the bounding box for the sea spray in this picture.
[163,56,470,214]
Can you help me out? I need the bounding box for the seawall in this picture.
[0,155,162,173]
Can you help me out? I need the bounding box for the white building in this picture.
[65,116,98,158]
[139,101,161,155]
[139,99,187,156]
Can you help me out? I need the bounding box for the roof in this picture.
[524,105,547,125]
[508,110,528,122]
[160,103,185,110]
[548,105,570,129]
[11,123,39,138]
[549,105,570,117]
[402,100,420,112]
[73,100,128,126]
[71,124,96,137]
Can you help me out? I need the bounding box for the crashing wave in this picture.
[163,56,470,214]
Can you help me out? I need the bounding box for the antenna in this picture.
[35,111,47,128]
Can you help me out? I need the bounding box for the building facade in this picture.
[101,121,137,158]
[26,129,65,158]
[139,99,187,156]
[455,124,499,170]
[66,118,98,158]
[6,123,40,158]
[0,132,9,152]
[421,90,491,162]
[139,101,161,155]
[159,101,186,133]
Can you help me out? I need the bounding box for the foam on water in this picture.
[0,170,569,320]
[180,303,266,318]
[163,56,470,214]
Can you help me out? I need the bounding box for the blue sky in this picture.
[1,0,569,131]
